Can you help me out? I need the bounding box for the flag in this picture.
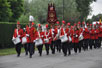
[99,18,101,23]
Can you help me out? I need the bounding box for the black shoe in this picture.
[25,53,28,56]
[46,52,49,55]
[17,54,20,57]
[29,55,32,58]
[40,53,42,56]
[64,54,67,56]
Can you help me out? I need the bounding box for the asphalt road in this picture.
[0,48,102,68]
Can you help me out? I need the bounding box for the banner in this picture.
[47,3,57,25]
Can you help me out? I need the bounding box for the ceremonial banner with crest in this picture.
[47,3,57,25]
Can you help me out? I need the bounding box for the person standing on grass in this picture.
[13,21,24,57]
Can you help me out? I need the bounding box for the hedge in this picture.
[0,23,26,49]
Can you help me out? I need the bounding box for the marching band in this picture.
[12,20,102,58]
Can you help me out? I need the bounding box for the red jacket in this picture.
[48,28,55,44]
[43,31,51,44]
[65,28,70,37]
[98,27,102,38]
[26,27,36,43]
[95,29,99,39]
[70,29,74,38]
[83,28,90,39]
[90,29,95,40]
[60,28,65,36]
[13,28,24,41]
[72,30,79,43]
[35,31,44,44]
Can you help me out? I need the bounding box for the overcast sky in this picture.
[88,0,102,19]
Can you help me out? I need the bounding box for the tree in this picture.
[91,14,102,21]
[21,0,80,24]
[0,0,12,22]
[75,0,97,22]
[8,0,24,22]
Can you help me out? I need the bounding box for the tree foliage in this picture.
[75,0,96,22]
[0,0,12,22]
[8,0,24,22]
[0,0,24,22]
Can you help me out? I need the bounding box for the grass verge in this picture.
[0,48,25,56]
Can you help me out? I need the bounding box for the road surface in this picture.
[0,48,102,68]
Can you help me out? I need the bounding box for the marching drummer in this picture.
[12,21,24,57]
[60,20,68,56]
[94,23,99,48]
[44,24,50,55]
[77,22,83,53]
[65,22,71,55]
[54,21,62,53]
[35,24,44,56]
[49,25,56,54]
[23,25,29,56]
[90,24,95,49]
[72,24,80,53]
[83,23,90,51]
[98,23,102,48]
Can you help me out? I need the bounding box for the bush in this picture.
[0,23,26,49]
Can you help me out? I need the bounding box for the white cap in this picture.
[29,15,34,22]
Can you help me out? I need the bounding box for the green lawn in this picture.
[0,46,45,56]
[0,48,25,56]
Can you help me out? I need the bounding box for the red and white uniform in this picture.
[13,28,24,42]
[35,31,44,44]
[90,29,95,40]
[98,26,102,38]
[72,29,79,43]
[83,27,90,39]
[49,28,55,44]
[26,26,36,43]
[95,29,99,40]
[44,31,50,44]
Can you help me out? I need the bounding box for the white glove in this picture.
[65,33,67,36]
[18,35,20,38]
[95,31,96,33]
[83,29,85,31]
[12,37,15,40]
[76,35,78,37]
[42,35,44,38]
[26,34,29,37]
[33,40,36,43]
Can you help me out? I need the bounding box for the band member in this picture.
[44,24,50,55]
[23,25,29,56]
[26,22,36,58]
[83,23,90,51]
[49,25,56,54]
[72,24,80,53]
[60,20,68,56]
[94,24,99,48]
[77,22,83,52]
[90,24,95,49]
[66,23,71,55]
[35,24,44,56]
[54,21,62,53]
[70,26,74,49]
[13,21,24,57]
[98,23,102,48]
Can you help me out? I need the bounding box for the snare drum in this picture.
[12,37,21,45]
[44,39,49,43]
[60,35,68,43]
[35,38,43,46]
[22,37,27,44]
